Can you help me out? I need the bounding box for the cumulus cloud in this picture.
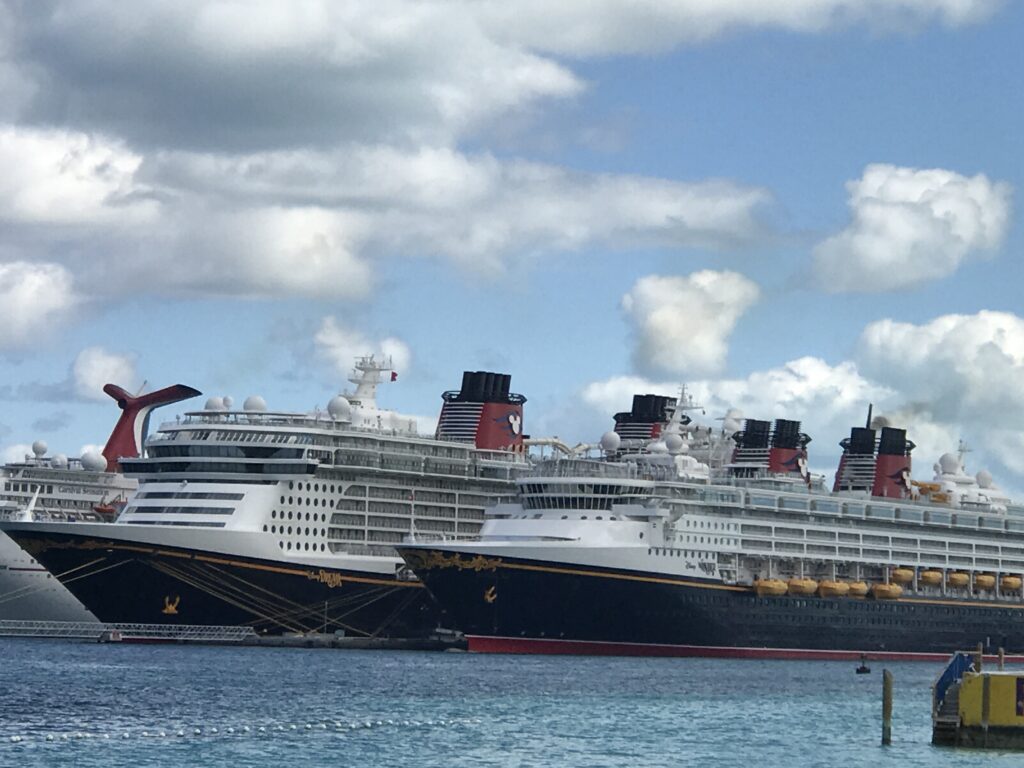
[0,261,79,349]
[72,347,139,401]
[622,271,760,377]
[476,0,1003,56]
[814,164,1012,292]
[314,317,411,381]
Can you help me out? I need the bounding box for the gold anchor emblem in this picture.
[162,595,180,615]
[483,586,497,604]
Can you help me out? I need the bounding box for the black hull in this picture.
[9,530,439,637]
[398,547,1024,658]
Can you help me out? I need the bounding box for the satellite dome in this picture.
[938,453,960,474]
[222,396,234,409]
[52,453,68,469]
[599,431,621,453]
[243,395,267,412]
[205,396,225,411]
[648,440,669,454]
[976,469,994,489]
[327,396,352,420]
[31,440,47,458]
[664,433,685,454]
[81,451,107,472]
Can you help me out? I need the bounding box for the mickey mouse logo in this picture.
[508,413,522,435]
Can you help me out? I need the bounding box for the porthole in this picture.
[288,497,293,505]
[288,481,294,490]
[271,525,276,534]
[287,542,292,550]
[279,541,283,549]
[288,526,293,534]
[288,511,293,520]
[262,525,268,532]
[306,512,310,521]
[271,510,276,519]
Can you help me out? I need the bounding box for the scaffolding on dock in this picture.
[0,620,257,642]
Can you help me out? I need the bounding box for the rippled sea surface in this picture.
[0,638,1021,767]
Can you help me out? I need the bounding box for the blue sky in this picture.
[1,0,1022,490]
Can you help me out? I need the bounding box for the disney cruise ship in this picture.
[398,393,1024,659]
[1,359,528,637]
[0,383,199,621]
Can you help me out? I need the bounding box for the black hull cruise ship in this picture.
[398,393,1024,660]
[1,360,529,637]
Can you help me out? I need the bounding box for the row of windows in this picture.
[137,491,244,501]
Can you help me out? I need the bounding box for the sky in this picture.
[1,0,1023,490]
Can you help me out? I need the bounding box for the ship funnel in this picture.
[872,426,914,498]
[833,426,876,493]
[102,383,203,472]
[767,419,811,476]
[435,371,526,451]
[612,394,678,441]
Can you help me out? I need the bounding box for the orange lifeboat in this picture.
[919,570,943,586]
[1001,576,1023,592]
[754,579,788,597]
[948,572,970,588]
[975,574,996,590]
[818,580,850,598]
[890,568,914,584]
[787,578,818,596]
[872,583,903,600]
[848,581,869,598]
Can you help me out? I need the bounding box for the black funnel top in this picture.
[443,371,526,405]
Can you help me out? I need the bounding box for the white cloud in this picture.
[622,271,760,377]
[314,317,412,381]
[814,164,1012,292]
[476,0,1003,56]
[0,261,79,349]
[71,347,139,401]
[0,443,33,463]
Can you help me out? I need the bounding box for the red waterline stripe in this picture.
[467,635,1024,663]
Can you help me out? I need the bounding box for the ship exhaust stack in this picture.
[872,427,914,498]
[833,427,877,493]
[435,371,526,451]
[102,383,203,472]
[731,419,771,469]
[612,394,679,441]
[767,419,811,476]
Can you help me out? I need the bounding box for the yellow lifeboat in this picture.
[890,568,914,584]
[754,579,788,597]
[818,580,850,598]
[920,570,943,586]
[1001,576,1023,592]
[948,572,970,588]
[787,578,818,596]
[848,581,869,598]
[873,583,903,600]
[975,574,996,590]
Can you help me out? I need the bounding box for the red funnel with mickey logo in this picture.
[435,372,525,451]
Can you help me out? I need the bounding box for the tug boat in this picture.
[398,393,1024,659]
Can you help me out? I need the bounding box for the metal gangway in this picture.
[0,620,257,642]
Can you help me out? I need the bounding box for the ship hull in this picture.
[0,532,98,621]
[398,545,1024,659]
[1,523,439,637]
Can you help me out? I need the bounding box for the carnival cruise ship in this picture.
[1,359,529,637]
[398,393,1024,660]
[0,383,200,621]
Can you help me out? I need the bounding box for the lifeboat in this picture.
[848,581,869,598]
[754,579,788,597]
[872,583,903,600]
[787,578,818,596]
[818,580,850,598]
[1001,576,1023,592]
[947,572,970,588]
[890,568,914,584]
[919,570,943,586]
[975,574,996,590]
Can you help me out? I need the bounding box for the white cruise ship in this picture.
[398,392,1024,660]
[0,382,200,621]
[1,359,530,637]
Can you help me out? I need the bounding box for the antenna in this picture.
[865,403,873,429]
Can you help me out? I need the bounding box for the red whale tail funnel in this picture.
[101,383,203,472]
[435,371,526,451]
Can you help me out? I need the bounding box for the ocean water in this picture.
[0,638,1020,768]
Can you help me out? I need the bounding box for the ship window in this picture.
[315,484,320,492]
[263,525,268,532]
[289,482,294,490]
[271,510,276,519]
[561,516,568,520]
[287,542,292,550]
[288,526,293,534]
[279,541,283,548]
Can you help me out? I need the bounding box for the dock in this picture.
[0,620,467,651]
[933,645,1024,748]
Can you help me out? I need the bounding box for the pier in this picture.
[932,644,1024,748]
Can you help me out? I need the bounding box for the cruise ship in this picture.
[0,383,200,621]
[397,392,1024,660]
[1,359,529,637]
